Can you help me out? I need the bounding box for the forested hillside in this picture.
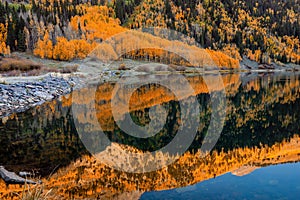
[125,0,300,64]
[0,0,299,66]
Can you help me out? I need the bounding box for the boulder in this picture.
[0,166,36,185]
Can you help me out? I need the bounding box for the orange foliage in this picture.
[206,49,240,69]
[2,134,299,199]
[0,23,10,55]
[90,30,239,68]
[53,37,97,61]
[33,6,125,61]
[70,6,126,41]
[33,31,53,59]
[32,5,240,66]
[52,37,75,61]
[221,44,242,61]
[71,39,97,59]
[34,35,96,61]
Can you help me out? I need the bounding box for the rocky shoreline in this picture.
[0,74,83,118]
[1,55,300,119]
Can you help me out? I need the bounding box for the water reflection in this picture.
[1,73,300,199]
[141,163,300,199]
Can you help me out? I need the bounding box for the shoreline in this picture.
[1,69,299,119]
[1,54,300,118]
[0,73,83,118]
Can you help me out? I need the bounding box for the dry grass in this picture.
[0,57,77,77]
[19,183,53,200]
[0,182,55,200]
[0,57,45,77]
[0,58,41,72]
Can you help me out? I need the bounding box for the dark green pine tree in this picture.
[224,33,228,44]
[234,31,243,53]
[17,29,26,52]
[281,53,287,63]
[15,17,26,52]
[0,3,6,24]
[6,20,16,51]
[165,0,175,29]
[115,0,126,24]
[200,33,205,47]
[31,0,37,11]
[212,27,220,44]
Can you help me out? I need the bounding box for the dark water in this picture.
[1,73,300,198]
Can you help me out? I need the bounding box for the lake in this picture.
[1,72,300,199]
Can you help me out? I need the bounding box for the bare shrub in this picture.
[118,63,129,70]
[60,64,79,74]
[168,64,186,72]
[0,58,41,72]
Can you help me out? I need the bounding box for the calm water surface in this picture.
[1,72,300,199]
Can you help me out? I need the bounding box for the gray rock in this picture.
[0,75,81,117]
[0,166,36,185]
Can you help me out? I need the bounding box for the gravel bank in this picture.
[0,74,83,117]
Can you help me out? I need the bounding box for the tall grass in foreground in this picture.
[19,183,54,200]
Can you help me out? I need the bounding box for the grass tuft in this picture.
[19,183,53,200]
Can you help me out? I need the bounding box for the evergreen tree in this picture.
[115,0,126,24]
[234,31,243,53]
[0,3,6,24]
[6,20,16,51]
[17,29,26,52]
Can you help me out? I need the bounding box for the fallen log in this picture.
[0,166,36,185]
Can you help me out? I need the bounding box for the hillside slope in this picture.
[121,0,300,64]
[0,0,299,66]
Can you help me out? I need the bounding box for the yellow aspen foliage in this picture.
[206,49,240,69]
[71,39,97,59]
[254,49,262,62]
[0,23,10,55]
[70,6,126,41]
[34,36,97,61]
[53,37,75,61]
[33,31,53,59]
[91,30,239,69]
[129,0,167,28]
[91,42,118,62]
[222,44,242,61]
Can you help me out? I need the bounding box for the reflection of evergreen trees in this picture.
[100,78,300,153]
[105,100,180,151]
[214,79,300,152]
[0,101,88,176]
[102,78,300,154]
